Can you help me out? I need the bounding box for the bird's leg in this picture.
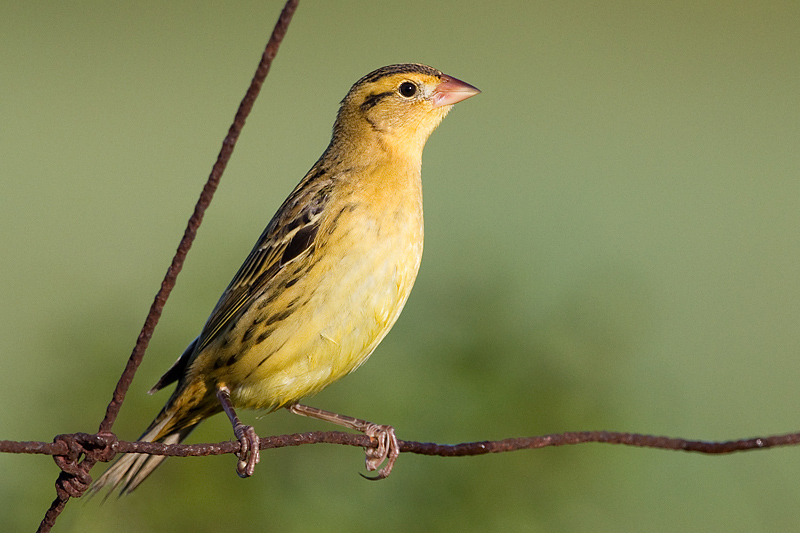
[216,385,260,478]
[288,403,399,480]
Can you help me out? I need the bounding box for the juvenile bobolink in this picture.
[93,63,479,494]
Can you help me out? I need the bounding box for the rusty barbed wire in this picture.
[5,428,800,463]
[13,422,799,531]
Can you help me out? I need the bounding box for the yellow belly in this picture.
[227,184,423,411]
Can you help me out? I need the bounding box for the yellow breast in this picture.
[231,160,424,410]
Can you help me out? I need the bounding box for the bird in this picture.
[91,63,480,495]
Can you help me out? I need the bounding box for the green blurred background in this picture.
[2,1,799,531]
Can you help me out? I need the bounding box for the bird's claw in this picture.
[360,423,399,480]
[233,423,260,478]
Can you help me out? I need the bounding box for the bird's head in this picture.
[332,64,480,161]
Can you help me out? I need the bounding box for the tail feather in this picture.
[90,412,196,497]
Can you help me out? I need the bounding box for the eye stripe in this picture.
[359,90,394,112]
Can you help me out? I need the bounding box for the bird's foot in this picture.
[360,423,399,480]
[233,422,260,478]
[288,403,400,480]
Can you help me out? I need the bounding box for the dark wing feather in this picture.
[150,164,335,391]
[196,174,331,351]
[198,171,333,352]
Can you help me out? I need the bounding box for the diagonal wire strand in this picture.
[99,0,298,436]
[36,2,300,532]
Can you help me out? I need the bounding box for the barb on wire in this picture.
[34,2,300,532]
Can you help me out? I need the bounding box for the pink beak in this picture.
[431,74,481,108]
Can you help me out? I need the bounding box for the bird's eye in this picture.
[398,81,417,98]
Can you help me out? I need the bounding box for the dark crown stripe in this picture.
[356,63,441,86]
